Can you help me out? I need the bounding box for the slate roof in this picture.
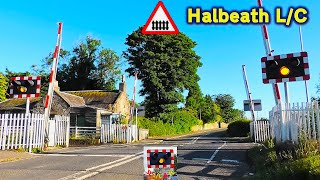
[0,90,121,110]
[55,91,85,107]
[0,97,42,110]
[64,90,121,109]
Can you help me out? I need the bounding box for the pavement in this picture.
[0,129,257,180]
[0,150,35,163]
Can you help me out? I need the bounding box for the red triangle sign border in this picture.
[142,1,179,35]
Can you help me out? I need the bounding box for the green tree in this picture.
[214,94,236,123]
[129,100,140,108]
[200,95,223,123]
[123,27,202,118]
[213,103,223,122]
[0,72,8,102]
[186,83,203,112]
[201,95,214,123]
[37,36,121,91]
[230,108,244,121]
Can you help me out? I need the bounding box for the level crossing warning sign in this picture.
[142,1,179,35]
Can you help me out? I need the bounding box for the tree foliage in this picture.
[200,95,222,123]
[186,83,203,112]
[0,72,8,102]
[214,94,235,123]
[123,26,202,118]
[36,36,121,91]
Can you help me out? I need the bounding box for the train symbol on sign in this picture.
[152,20,169,31]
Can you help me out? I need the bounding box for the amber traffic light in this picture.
[150,152,171,165]
[11,80,36,95]
[18,86,28,93]
[265,57,304,80]
[280,66,290,76]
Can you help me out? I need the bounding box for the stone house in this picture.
[0,76,131,128]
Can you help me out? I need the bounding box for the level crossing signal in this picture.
[9,76,41,98]
[261,52,310,84]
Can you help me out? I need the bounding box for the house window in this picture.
[76,115,86,127]
[101,115,111,124]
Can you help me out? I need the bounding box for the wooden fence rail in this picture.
[0,113,45,152]
[48,115,70,147]
[101,124,138,144]
[70,126,100,138]
[269,101,320,143]
[250,120,271,143]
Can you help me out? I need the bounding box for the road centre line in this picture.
[192,137,200,144]
[207,141,227,164]
[192,158,210,161]
[76,155,143,180]
[58,151,143,180]
[36,154,131,157]
[53,145,111,154]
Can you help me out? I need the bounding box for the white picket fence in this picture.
[250,120,271,143]
[101,124,138,144]
[0,113,45,152]
[269,101,320,143]
[48,115,70,147]
[70,126,100,138]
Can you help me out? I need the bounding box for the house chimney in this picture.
[54,80,60,91]
[119,75,126,92]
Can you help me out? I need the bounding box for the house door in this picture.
[76,115,86,127]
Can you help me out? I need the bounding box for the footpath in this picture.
[0,150,35,163]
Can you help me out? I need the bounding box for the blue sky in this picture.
[0,0,319,118]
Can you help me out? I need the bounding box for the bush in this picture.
[253,155,320,179]
[227,119,252,137]
[248,138,320,179]
[137,110,200,137]
[69,135,100,146]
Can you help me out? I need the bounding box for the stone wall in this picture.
[191,122,228,132]
[32,92,70,116]
[113,92,131,119]
[139,128,149,141]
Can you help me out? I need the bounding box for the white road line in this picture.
[54,145,110,154]
[36,154,131,157]
[76,155,143,180]
[192,137,200,144]
[192,158,210,161]
[185,136,199,145]
[207,141,227,164]
[58,151,143,180]
[221,159,241,164]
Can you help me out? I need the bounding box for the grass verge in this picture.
[247,138,320,179]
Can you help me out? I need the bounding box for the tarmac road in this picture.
[0,129,256,180]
